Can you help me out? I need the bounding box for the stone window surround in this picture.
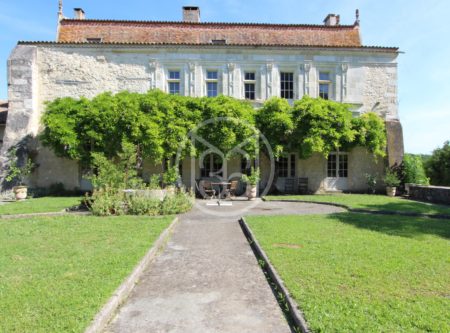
[315,66,336,100]
[203,67,221,97]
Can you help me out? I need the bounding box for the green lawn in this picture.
[0,215,173,332]
[246,214,450,332]
[0,196,82,215]
[265,194,450,216]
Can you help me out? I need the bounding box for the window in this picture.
[319,71,331,100]
[290,154,296,177]
[244,72,256,100]
[206,70,218,97]
[327,153,348,178]
[86,38,102,43]
[168,70,181,95]
[241,157,251,175]
[200,153,223,177]
[280,72,294,99]
[276,157,289,177]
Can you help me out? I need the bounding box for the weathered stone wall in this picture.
[1,44,400,191]
[409,185,450,205]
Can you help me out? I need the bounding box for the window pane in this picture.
[245,83,255,100]
[319,72,330,81]
[169,71,180,79]
[245,72,255,81]
[207,71,218,80]
[169,82,180,95]
[327,154,337,177]
[207,82,218,97]
[280,72,294,99]
[319,83,329,100]
[277,157,288,177]
[338,154,348,178]
[290,154,296,177]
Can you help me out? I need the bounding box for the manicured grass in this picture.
[246,214,450,332]
[0,197,82,215]
[0,215,173,332]
[265,194,450,215]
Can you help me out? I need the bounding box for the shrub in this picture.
[402,154,429,185]
[384,168,401,187]
[126,195,161,216]
[160,190,194,215]
[364,173,378,193]
[88,189,125,216]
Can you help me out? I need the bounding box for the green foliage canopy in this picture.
[42,91,388,171]
[425,140,450,186]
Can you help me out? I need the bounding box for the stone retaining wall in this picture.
[408,184,450,205]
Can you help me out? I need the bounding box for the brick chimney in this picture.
[323,14,340,26]
[74,8,85,20]
[183,6,200,23]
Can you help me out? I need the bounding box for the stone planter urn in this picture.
[246,185,257,200]
[13,186,28,200]
[386,186,396,197]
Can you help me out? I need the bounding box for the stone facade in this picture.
[0,8,403,193]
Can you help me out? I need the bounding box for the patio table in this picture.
[211,182,232,206]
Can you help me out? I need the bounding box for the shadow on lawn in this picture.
[355,200,450,215]
[333,212,450,240]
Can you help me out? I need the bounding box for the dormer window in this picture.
[211,39,226,45]
[86,38,102,43]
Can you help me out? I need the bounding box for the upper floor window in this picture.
[280,72,294,99]
[206,70,218,97]
[244,72,256,100]
[319,72,331,100]
[168,70,181,95]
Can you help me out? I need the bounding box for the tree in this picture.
[255,97,294,158]
[291,96,357,158]
[425,141,450,186]
[351,112,387,157]
[402,154,429,185]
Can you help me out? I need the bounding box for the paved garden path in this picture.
[105,200,343,333]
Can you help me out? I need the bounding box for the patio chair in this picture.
[298,177,308,194]
[197,179,216,199]
[224,180,239,199]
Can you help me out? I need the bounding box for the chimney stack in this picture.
[183,6,200,23]
[74,8,85,20]
[323,14,340,26]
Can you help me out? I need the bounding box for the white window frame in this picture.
[243,71,256,100]
[276,154,296,178]
[317,69,335,100]
[327,152,348,178]
[280,71,295,100]
[205,69,220,97]
[167,69,181,95]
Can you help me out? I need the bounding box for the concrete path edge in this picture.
[84,216,180,333]
[263,198,450,220]
[239,217,310,333]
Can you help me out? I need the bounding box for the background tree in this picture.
[402,153,429,185]
[425,140,450,186]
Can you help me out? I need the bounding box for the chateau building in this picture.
[0,5,403,193]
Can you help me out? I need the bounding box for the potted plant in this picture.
[364,173,377,194]
[241,167,260,200]
[162,166,179,195]
[383,168,400,197]
[5,148,35,200]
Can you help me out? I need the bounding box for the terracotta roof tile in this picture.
[57,19,362,47]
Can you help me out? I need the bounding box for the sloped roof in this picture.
[57,19,363,47]
[0,100,7,125]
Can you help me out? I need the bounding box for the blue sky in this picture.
[1,0,449,154]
